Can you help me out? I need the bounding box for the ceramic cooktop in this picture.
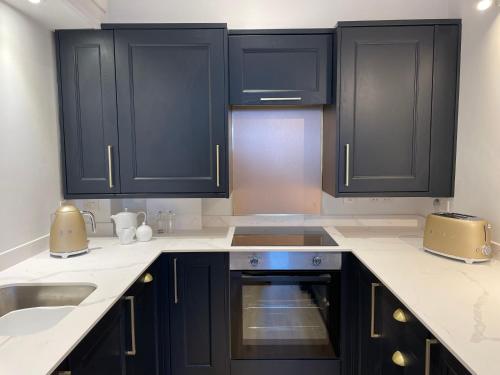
[231,226,338,247]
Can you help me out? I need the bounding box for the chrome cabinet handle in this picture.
[216,144,220,188]
[345,144,350,187]
[371,282,381,338]
[425,338,439,375]
[259,97,302,102]
[124,296,136,356]
[107,145,114,189]
[173,258,179,304]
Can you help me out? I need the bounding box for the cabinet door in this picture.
[169,253,229,375]
[57,30,120,195]
[436,345,471,375]
[338,26,434,193]
[229,34,332,105]
[114,29,228,195]
[66,304,126,375]
[380,288,428,375]
[124,266,161,375]
[355,263,383,375]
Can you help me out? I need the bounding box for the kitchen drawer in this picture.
[382,288,429,342]
[383,330,441,375]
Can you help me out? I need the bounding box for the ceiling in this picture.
[2,0,107,29]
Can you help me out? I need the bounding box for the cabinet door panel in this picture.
[115,29,227,194]
[338,26,434,193]
[169,253,229,375]
[437,345,471,375]
[57,30,120,194]
[124,265,161,375]
[229,34,332,105]
[67,304,126,375]
[356,263,383,375]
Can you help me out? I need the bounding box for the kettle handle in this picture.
[81,211,96,233]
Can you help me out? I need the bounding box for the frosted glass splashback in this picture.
[232,107,322,215]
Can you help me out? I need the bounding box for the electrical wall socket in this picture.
[83,200,100,211]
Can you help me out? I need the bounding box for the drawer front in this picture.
[229,34,332,105]
[383,289,428,339]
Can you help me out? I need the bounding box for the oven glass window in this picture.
[231,272,339,359]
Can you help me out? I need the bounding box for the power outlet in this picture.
[83,200,100,211]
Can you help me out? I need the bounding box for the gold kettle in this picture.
[49,205,96,258]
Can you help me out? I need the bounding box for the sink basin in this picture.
[0,284,97,318]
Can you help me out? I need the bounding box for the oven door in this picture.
[230,270,340,360]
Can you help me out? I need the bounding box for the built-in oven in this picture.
[230,252,342,375]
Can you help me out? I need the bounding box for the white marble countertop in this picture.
[0,225,499,375]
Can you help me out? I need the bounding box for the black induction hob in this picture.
[231,226,338,247]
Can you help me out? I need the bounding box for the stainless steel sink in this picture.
[0,284,97,318]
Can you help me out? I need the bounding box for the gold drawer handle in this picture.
[392,351,408,367]
[139,273,153,283]
[393,308,409,322]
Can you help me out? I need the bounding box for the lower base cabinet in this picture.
[53,264,161,375]
[166,253,229,375]
[53,253,470,375]
[352,258,471,375]
[124,263,161,375]
[54,303,126,375]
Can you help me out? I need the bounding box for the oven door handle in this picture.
[240,274,332,283]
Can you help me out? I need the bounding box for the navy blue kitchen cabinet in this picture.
[351,257,471,375]
[353,261,384,375]
[114,27,228,196]
[228,30,333,105]
[56,30,121,195]
[56,25,228,198]
[52,267,161,375]
[53,303,126,375]
[167,253,229,375]
[124,266,161,375]
[323,20,461,197]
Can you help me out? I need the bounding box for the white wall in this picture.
[0,2,62,254]
[106,0,450,27]
[441,0,500,242]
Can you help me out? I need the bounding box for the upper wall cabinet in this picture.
[114,27,228,195]
[56,25,229,198]
[323,20,460,197]
[57,30,120,195]
[229,30,333,105]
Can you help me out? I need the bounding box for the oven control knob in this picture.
[249,256,259,267]
[312,256,322,267]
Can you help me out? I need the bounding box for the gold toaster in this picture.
[423,213,492,263]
